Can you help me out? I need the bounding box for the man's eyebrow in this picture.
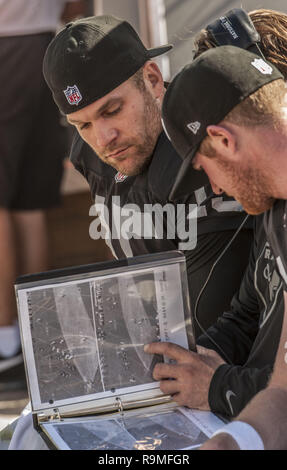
[67,98,122,125]
[67,116,84,125]
[96,97,122,116]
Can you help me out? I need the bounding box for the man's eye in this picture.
[104,107,121,117]
[79,122,90,130]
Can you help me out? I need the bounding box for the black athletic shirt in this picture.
[71,131,251,255]
[264,199,287,292]
[198,201,287,417]
[70,131,254,336]
[198,213,284,417]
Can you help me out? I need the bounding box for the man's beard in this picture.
[216,157,275,215]
[99,89,162,176]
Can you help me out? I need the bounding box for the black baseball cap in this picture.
[43,15,173,115]
[162,45,283,200]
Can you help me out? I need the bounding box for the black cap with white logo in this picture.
[162,46,283,199]
[43,15,172,115]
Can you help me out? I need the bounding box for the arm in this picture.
[144,228,253,410]
[144,340,274,416]
[208,363,273,417]
[201,291,287,450]
[144,340,274,417]
[197,227,282,417]
[184,227,253,340]
[144,342,225,410]
[196,226,259,364]
[145,225,283,417]
[144,232,259,412]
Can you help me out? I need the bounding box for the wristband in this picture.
[211,421,264,450]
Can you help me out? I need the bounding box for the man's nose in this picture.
[93,124,118,148]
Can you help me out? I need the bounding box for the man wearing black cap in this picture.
[158,45,287,450]
[42,15,253,341]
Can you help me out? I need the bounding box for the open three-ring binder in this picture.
[15,251,224,450]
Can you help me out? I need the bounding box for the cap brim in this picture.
[169,148,197,200]
[147,44,173,58]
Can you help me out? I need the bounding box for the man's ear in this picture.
[143,61,164,101]
[206,125,237,160]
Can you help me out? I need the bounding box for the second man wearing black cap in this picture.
[159,41,287,450]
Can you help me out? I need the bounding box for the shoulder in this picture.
[147,132,209,201]
[264,200,287,290]
[264,200,287,247]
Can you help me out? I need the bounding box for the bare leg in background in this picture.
[0,209,48,356]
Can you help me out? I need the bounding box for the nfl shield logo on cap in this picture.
[63,85,82,106]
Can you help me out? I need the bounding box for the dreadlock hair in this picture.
[249,9,287,80]
[193,9,287,155]
[193,8,287,79]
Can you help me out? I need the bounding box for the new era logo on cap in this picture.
[63,85,82,106]
[187,121,201,135]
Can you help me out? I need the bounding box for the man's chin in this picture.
[241,197,276,215]
[112,156,152,176]
[111,163,142,177]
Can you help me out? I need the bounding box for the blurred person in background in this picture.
[0,0,85,386]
